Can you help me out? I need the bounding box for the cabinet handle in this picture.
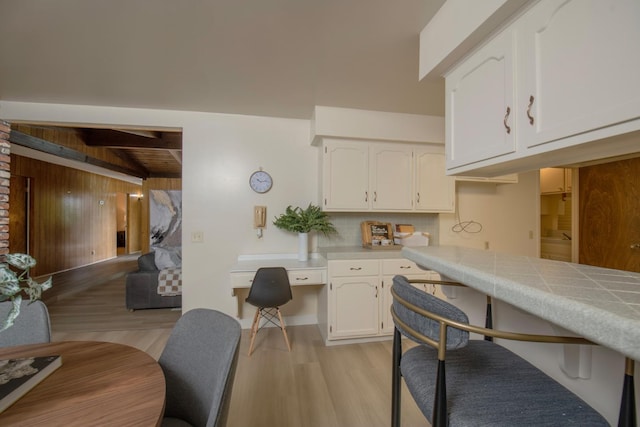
[350,267,362,271]
[375,286,378,298]
[631,244,640,249]
[365,191,368,202]
[374,191,377,202]
[295,276,309,281]
[527,95,535,125]
[503,106,511,134]
[400,265,411,269]
[416,192,420,203]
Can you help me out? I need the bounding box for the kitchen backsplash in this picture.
[318,212,439,247]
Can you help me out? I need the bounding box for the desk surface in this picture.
[230,257,327,273]
[402,245,640,360]
[0,341,165,426]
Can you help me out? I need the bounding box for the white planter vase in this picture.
[298,232,309,261]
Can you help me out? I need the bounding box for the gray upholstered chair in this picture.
[0,300,52,348]
[390,275,608,427]
[245,267,292,356]
[159,309,241,427]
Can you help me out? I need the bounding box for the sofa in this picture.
[126,252,182,311]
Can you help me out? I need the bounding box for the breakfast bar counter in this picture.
[402,245,640,360]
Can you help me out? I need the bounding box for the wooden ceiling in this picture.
[10,126,182,179]
[82,128,182,178]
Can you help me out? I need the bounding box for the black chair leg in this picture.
[484,295,493,342]
[432,360,447,427]
[619,357,637,427]
[392,327,402,427]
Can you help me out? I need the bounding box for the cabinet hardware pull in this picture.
[295,277,308,281]
[365,191,368,202]
[631,243,640,249]
[504,106,511,134]
[374,191,377,202]
[350,267,362,270]
[527,95,535,125]
[400,266,411,269]
[375,286,378,298]
[416,192,420,203]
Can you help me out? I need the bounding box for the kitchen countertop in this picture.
[402,245,640,360]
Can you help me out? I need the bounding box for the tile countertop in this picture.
[401,245,640,361]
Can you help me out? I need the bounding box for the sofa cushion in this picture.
[138,252,157,271]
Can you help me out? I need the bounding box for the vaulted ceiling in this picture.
[0,0,447,178]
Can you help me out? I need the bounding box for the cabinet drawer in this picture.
[230,272,255,288]
[288,269,325,285]
[329,260,379,277]
[382,259,427,275]
[230,269,325,288]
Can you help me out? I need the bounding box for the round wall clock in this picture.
[249,170,273,193]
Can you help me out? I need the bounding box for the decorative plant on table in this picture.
[273,204,337,261]
[0,253,52,331]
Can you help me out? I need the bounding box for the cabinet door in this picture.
[370,144,413,211]
[445,29,516,170]
[517,0,640,149]
[540,167,566,194]
[322,140,369,210]
[330,277,379,339]
[415,149,455,212]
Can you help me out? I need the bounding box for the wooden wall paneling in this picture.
[9,154,141,276]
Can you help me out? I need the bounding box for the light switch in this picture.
[191,231,204,243]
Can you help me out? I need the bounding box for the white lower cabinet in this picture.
[322,257,433,342]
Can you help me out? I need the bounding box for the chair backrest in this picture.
[159,308,241,427]
[391,275,469,350]
[0,300,52,348]
[246,267,292,308]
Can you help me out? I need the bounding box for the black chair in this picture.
[159,308,241,427]
[390,275,608,427]
[245,267,292,356]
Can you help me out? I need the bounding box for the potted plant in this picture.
[273,204,337,261]
[0,253,52,331]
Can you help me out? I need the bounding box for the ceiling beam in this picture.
[83,129,182,150]
[9,130,149,179]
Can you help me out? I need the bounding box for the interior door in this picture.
[579,157,640,272]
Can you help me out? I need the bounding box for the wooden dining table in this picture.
[0,341,166,426]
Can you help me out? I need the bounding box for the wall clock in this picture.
[249,169,273,193]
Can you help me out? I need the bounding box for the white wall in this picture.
[439,171,539,255]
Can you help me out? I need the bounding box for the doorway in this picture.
[8,175,32,254]
[116,192,143,256]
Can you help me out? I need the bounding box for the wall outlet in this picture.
[191,231,204,243]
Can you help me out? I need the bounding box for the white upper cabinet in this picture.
[415,148,455,212]
[322,139,369,210]
[517,0,640,149]
[441,0,640,176]
[321,139,455,213]
[370,144,414,211]
[445,29,517,169]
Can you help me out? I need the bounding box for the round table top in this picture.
[0,340,165,426]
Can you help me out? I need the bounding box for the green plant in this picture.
[273,204,337,236]
[0,253,52,331]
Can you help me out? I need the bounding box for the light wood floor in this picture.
[46,256,428,427]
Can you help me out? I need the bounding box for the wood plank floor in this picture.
[46,256,428,427]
